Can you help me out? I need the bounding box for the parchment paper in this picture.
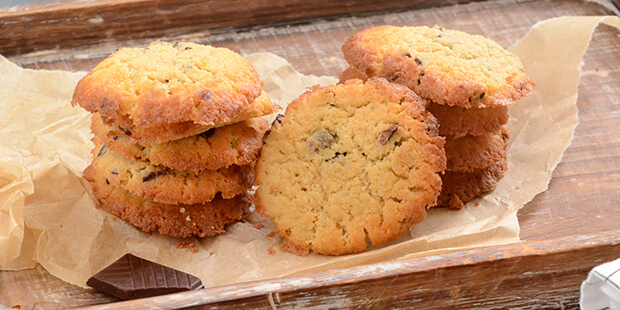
[1,16,618,288]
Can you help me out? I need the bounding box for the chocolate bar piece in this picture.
[87,254,203,300]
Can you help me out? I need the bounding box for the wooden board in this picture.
[1,0,619,308]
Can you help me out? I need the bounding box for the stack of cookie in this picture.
[72,40,277,237]
[341,25,534,209]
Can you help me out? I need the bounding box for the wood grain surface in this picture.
[1,0,619,309]
[0,0,481,56]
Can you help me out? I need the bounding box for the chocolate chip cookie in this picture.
[91,113,268,173]
[342,25,534,108]
[254,78,446,256]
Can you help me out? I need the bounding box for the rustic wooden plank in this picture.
[0,0,482,56]
[78,230,620,309]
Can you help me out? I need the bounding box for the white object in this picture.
[581,258,620,310]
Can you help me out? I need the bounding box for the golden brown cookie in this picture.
[427,102,509,137]
[342,25,534,108]
[337,66,510,137]
[84,165,250,238]
[338,67,368,84]
[91,141,253,205]
[437,158,508,209]
[103,91,275,144]
[91,113,268,173]
[444,127,509,172]
[254,78,446,256]
[72,40,277,134]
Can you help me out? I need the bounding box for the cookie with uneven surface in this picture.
[91,142,253,205]
[84,165,250,238]
[72,40,277,132]
[338,67,510,137]
[437,158,508,209]
[91,113,268,173]
[427,103,509,137]
[342,25,534,108]
[104,91,276,144]
[254,78,446,256]
[444,126,509,172]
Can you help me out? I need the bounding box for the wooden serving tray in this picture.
[1,0,619,308]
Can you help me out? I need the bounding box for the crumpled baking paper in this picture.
[0,16,618,288]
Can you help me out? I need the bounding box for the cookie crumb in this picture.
[180,207,186,213]
[253,223,264,230]
[266,231,277,237]
[515,186,520,190]
[210,252,214,256]
[268,247,276,255]
[475,199,481,206]
[186,215,192,222]
[176,241,198,253]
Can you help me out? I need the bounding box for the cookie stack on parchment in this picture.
[341,25,534,209]
[72,40,277,237]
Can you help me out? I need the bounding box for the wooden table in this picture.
[1,0,619,308]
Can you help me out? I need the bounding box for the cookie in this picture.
[84,164,250,238]
[254,78,446,256]
[437,158,508,209]
[91,113,268,173]
[427,103,509,137]
[338,66,510,137]
[342,25,534,108]
[91,141,253,205]
[444,127,509,172]
[338,67,368,84]
[104,90,275,144]
[72,40,277,131]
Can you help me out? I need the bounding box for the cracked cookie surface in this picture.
[72,40,277,135]
[254,78,446,256]
[84,164,250,238]
[91,113,268,173]
[91,141,253,205]
[342,25,534,108]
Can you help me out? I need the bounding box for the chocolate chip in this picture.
[142,172,161,182]
[200,128,216,139]
[111,170,118,175]
[390,74,399,81]
[417,71,425,85]
[101,97,110,110]
[185,46,192,50]
[326,151,347,162]
[262,129,271,142]
[105,179,110,185]
[414,58,422,65]
[119,126,132,137]
[308,130,336,152]
[97,145,107,158]
[403,52,412,58]
[379,125,398,145]
[479,92,485,99]
[272,114,284,126]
